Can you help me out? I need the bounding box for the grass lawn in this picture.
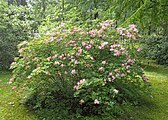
[0,60,168,120]
[129,60,168,120]
[0,71,37,120]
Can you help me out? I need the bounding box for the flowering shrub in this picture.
[10,20,149,116]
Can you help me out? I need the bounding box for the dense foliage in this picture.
[0,2,32,69]
[32,0,168,35]
[10,21,149,118]
[142,35,168,65]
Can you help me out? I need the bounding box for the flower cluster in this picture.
[74,79,85,90]
[117,24,139,40]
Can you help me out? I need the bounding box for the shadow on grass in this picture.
[142,60,168,77]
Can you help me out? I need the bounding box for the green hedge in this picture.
[142,35,168,65]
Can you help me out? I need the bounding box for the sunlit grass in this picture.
[0,71,37,120]
[129,60,168,120]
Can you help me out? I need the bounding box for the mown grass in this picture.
[0,60,168,120]
[129,60,168,120]
[0,71,37,120]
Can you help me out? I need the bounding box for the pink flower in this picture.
[54,61,60,65]
[85,45,92,50]
[137,47,142,52]
[125,30,131,38]
[133,28,138,33]
[88,30,97,37]
[69,31,74,34]
[110,48,114,51]
[90,40,94,45]
[108,77,112,82]
[76,53,80,57]
[109,72,113,76]
[101,42,109,47]
[71,69,77,75]
[27,76,32,79]
[99,46,103,49]
[74,60,78,64]
[45,31,50,35]
[18,48,24,53]
[117,27,123,35]
[101,20,111,29]
[74,79,85,90]
[127,58,134,64]
[131,35,136,40]
[129,24,139,33]
[112,76,116,80]
[73,85,78,90]
[103,79,107,85]
[121,73,126,77]
[79,32,84,35]
[116,73,120,77]
[94,99,100,104]
[8,81,12,84]
[99,42,108,49]
[127,70,131,73]
[126,65,130,69]
[47,57,52,61]
[129,24,136,28]
[61,64,64,67]
[73,44,77,47]
[110,44,117,48]
[121,47,126,54]
[73,28,80,32]
[77,79,85,85]
[52,54,58,59]
[12,86,17,90]
[82,42,86,46]
[56,37,62,43]
[62,57,66,60]
[78,48,83,54]
[114,50,120,56]
[60,22,65,27]
[114,69,118,72]
[55,32,60,34]
[58,55,63,60]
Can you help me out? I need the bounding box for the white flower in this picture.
[94,99,100,104]
[71,69,77,75]
[113,89,119,94]
[102,61,106,64]
[54,61,60,65]
[98,67,104,72]
[79,99,85,105]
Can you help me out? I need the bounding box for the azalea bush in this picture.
[10,20,149,116]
